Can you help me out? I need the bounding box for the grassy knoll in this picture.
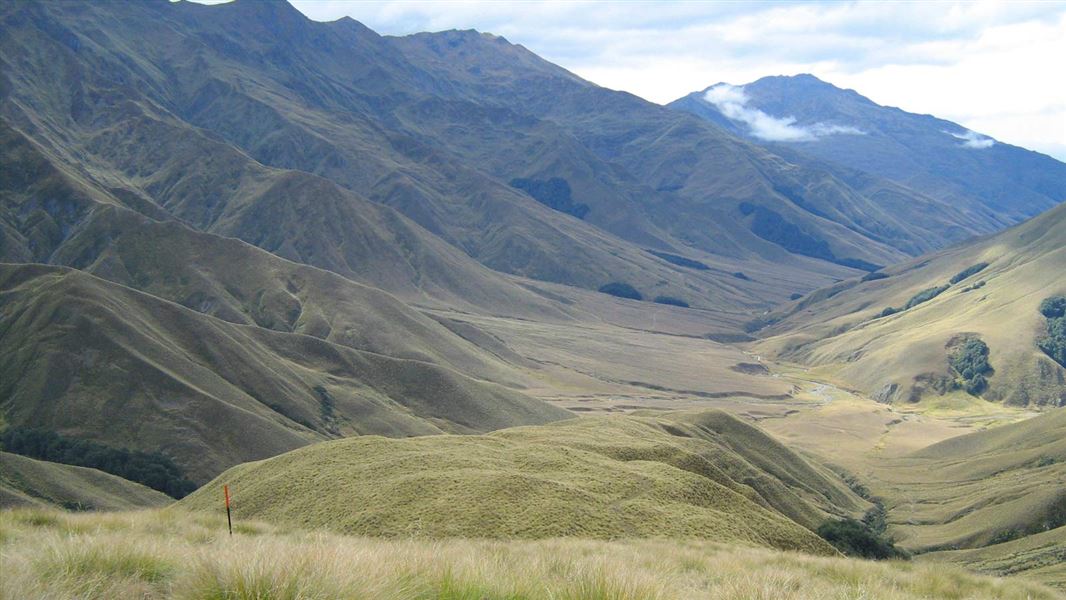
[0,453,170,511]
[1,508,1060,600]
[180,412,868,554]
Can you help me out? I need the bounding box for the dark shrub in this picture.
[510,177,590,219]
[646,250,709,270]
[1039,296,1066,319]
[816,519,907,560]
[653,296,689,308]
[0,428,197,498]
[789,293,803,301]
[732,272,751,281]
[862,271,889,282]
[949,337,993,396]
[904,285,950,310]
[879,307,899,318]
[949,262,989,284]
[598,282,642,300]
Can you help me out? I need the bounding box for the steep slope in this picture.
[0,452,171,511]
[0,0,792,312]
[181,411,868,553]
[671,74,1066,233]
[756,203,1066,407]
[0,264,569,482]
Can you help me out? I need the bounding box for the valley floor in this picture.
[1,509,1061,600]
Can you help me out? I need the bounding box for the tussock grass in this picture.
[1,508,1061,600]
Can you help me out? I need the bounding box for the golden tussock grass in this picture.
[1,508,1061,600]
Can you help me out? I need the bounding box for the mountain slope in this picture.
[0,452,171,511]
[0,264,569,482]
[671,74,1066,235]
[181,411,868,552]
[756,203,1066,407]
[874,409,1066,559]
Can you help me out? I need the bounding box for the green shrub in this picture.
[904,285,950,310]
[732,272,751,281]
[816,519,907,560]
[1038,295,1066,319]
[949,338,993,396]
[0,428,196,498]
[510,177,590,219]
[653,296,689,308]
[861,271,889,282]
[949,263,989,284]
[789,293,803,301]
[879,307,899,318]
[598,282,642,301]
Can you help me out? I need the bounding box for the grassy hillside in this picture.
[0,264,569,482]
[0,453,170,511]
[181,411,868,554]
[875,409,1066,553]
[1,509,1061,600]
[923,526,1066,590]
[757,203,1066,406]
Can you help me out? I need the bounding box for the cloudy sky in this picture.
[285,1,1066,160]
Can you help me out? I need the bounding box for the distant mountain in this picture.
[755,203,1066,407]
[4,0,1006,318]
[671,74,1066,239]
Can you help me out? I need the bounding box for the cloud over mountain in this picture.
[703,84,864,142]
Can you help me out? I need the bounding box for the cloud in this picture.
[947,129,995,149]
[703,84,864,142]
[274,1,1066,160]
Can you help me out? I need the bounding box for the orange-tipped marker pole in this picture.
[223,484,232,536]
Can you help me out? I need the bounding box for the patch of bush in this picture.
[598,282,642,301]
[645,250,709,270]
[904,285,950,310]
[789,293,803,301]
[949,337,993,395]
[949,262,989,284]
[653,296,689,308]
[960,280,986,293]
[742,315,780,334]
[861,271,889,282]
[510,177,590,219]
[1039,295,1066,319]
[732,272,751,281]
[879,307,899,318]
[816,518,907,560]
[1037,296,1066,367]
[0,428,197,498]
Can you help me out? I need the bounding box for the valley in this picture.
[1,0,1064,597]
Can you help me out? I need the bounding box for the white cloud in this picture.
[947,129,995,149]
[276,1,1066,160]
[703,84,864,142]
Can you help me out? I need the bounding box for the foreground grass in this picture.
[1,509,1061,599]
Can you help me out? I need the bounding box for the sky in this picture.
[280,1,1066,160]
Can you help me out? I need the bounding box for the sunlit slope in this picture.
[5,509,1062,600]
[871,409,1066,557]
[923,526,1066,590]
[757,203,1066,406]
[0,452,170,511]
[0,264,569,482]
[181,411,869,554]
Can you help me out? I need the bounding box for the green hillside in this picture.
[181,411,869,554]
[0,452,170,511]
[757,203,1066,407]
[0,264,569,482]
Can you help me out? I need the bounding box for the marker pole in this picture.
[224,484,232,536]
